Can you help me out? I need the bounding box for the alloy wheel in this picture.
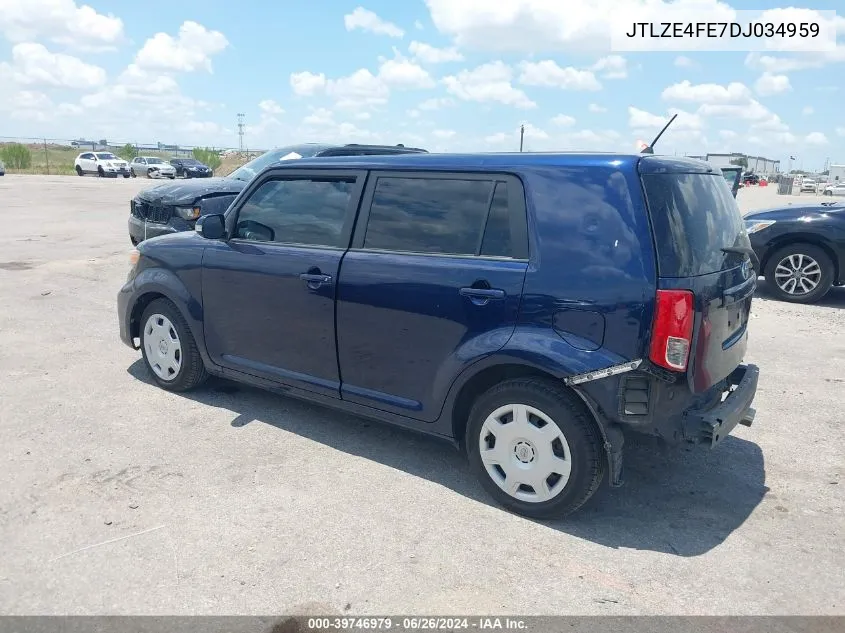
[774,253,822,296]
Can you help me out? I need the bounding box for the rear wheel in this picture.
[140,299,208,392]
[467,377,604,519]
[75,165,83,176]
[765,243,834,304]
[97,166,104,177]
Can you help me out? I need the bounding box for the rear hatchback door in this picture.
[640,159,755,393]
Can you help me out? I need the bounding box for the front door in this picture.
[336,172,529,422]
[201,169,366,398]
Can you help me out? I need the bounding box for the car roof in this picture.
[282,152,716,174]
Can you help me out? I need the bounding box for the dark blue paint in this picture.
[118,152,755,455]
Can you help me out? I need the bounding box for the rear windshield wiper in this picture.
[721,246,760,272]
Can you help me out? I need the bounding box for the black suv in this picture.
[128,143,427,245]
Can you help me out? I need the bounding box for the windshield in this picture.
[96,153,117,160]
[146,157,164,164]
[228,144,336,182]
[642,172,750,277]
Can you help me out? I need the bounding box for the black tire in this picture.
[146,168,153,178]
[75,165,83,176]
[123,173,131,178]
[168,175,175,179]
[139,298,209,392]
[97,166,104,177]
[466,377,605,519]
[765,243,834,304]
[130,236,139,246]
[824,190,833,196]
[184,172,191,179]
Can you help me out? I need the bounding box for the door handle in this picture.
[459,287,506,306]
[300,272,333,289]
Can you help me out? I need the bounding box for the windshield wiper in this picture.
[721,246,759,272]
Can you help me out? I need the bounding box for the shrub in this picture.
[117,143,138,161]
[192,147,222,171]
[0,143,32,169]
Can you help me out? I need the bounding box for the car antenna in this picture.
[640,114,678,154]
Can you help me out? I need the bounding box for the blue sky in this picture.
[0,0,842,171]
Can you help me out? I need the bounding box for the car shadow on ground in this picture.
[128,360,767,557]
[754,278,845,308]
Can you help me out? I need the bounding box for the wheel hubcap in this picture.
[479,404,572,503]
[143,313,182,381]
[774,254,821,295]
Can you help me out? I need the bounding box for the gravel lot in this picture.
[0,175,843,615]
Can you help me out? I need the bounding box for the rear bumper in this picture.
[684,364,759,447]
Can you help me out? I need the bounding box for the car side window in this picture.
[361,176,518,258]
[81,153,93,160]
[234,177,355,248]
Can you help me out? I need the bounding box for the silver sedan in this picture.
[130,156,176,179]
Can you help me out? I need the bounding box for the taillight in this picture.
[649,289,694,371]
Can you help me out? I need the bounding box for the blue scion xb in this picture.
[117,152,760,518]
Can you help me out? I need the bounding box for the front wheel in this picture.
[765,243,834,304]
[467,377,605,519]
[97,166,104,177]
[824,190,833,196]
[139,298,209,392]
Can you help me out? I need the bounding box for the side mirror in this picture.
[196,214,226,240]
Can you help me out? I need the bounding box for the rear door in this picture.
[335,172,529,422]
[640,164,755,393]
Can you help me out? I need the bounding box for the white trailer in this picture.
[829,164,845,184]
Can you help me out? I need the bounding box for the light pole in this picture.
[519,125,524,152]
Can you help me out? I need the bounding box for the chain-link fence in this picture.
[0,136,265,175]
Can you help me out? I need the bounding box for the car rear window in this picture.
[641,172,750,277]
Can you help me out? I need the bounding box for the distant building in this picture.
[829,164,845,183]
[698,153,780,177]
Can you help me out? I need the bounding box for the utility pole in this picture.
[519,125,524,152]
[43,139,49,175]
[237,113,245,155]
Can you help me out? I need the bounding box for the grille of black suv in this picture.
[132,199,172,224]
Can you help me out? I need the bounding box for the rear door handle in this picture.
[460,287,506,306]
[300,273,333,289]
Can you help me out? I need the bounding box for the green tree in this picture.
[192,147,222,171]
[730,156,748,168]
[117,143,138,161]
[0,143,32,169]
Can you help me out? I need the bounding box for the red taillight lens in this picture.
[649,289,694,371]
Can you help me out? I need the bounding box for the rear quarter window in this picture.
[642,172,750,277]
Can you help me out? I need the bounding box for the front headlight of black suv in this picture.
[175,205,201,220]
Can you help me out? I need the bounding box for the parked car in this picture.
[800,178,818,193]
[0,160,5,176]
[74,152,130,178]
[127,142,428,245]
[742,173,759,185]
[118,152,759,518]
[745,201,845,303]
[822,182,845,196]
[170,158,213,179]
[130,156,176,179]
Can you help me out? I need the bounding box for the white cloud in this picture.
[661,80,751,104]
[434,129,456,139]
[591,55,627,79]
[802,106,814,116]
[551,114,576,127]
[290,71,327,96]
[443,61,536,108]
[184,121,228,137]
[0,0,124,48]
[344,7,404,38]
[303,107,335,126]
[378,56,435,89]
[754,72,791,96]
[588,103,606,113]
[355,111,371,120]
[719,130,738,140]
[409,40,463,63]
[629,106,703,131]
[628,107,666,129]
[805,132,828,146]
[485,132,509,144]
[135,21,229,73]
[0,89,54,122]
[0,42,106,89]
[407,109,421,118]
[258,99,284,115]
[290,68,390,108]
[837,127,845,137]
[518,60,601,90]
[418,97,454,110]
[424,0,737,53]
[674,55,695,68]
